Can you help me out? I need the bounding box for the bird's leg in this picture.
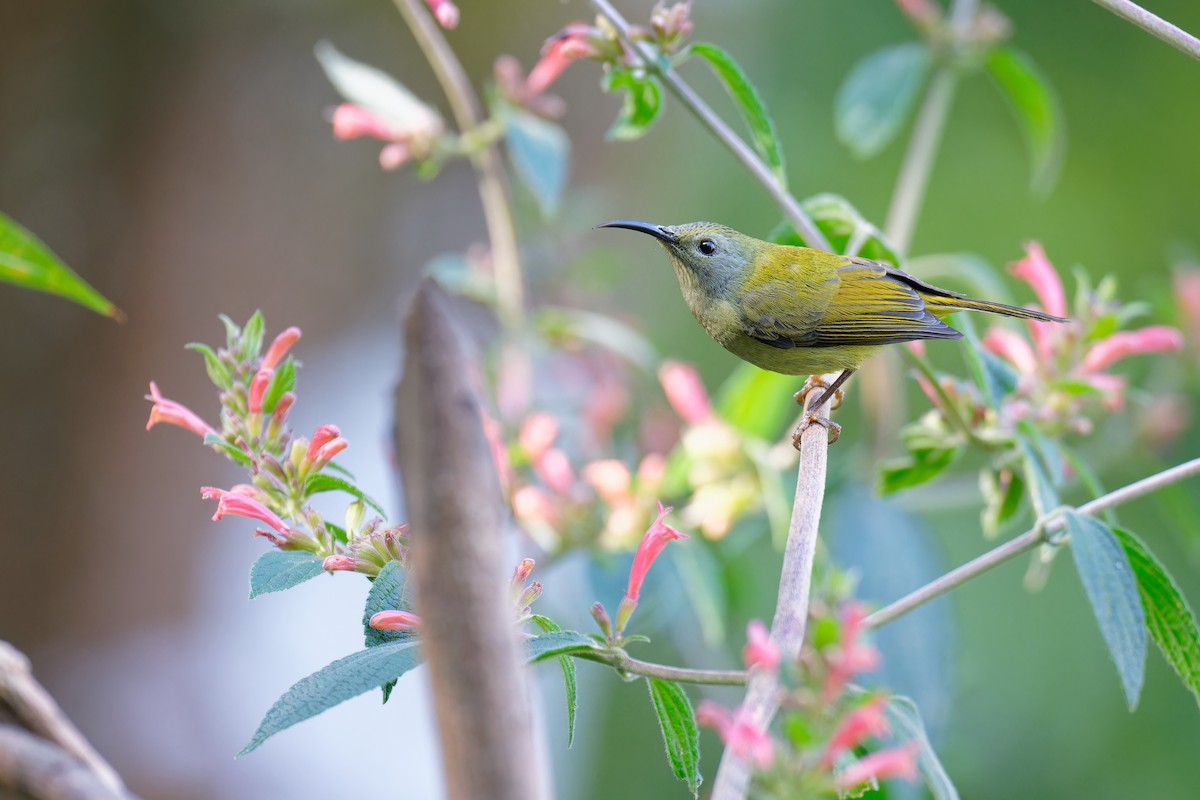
[791,369,855,448]
[793,375,845,411]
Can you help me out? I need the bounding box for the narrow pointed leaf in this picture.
[249,551,326,598]
[240,311,265,363]
[0,211,123,320]
[886,695,960,800]
[314,41,442,131]
[240,640,422,755]
[532,614,579,747]
[770,193,901,265]
[303,473,386,517]
[525,630,601,663]
[186,342,232,390]
[502,106,569,217]
[646,678,702,798]
[260,356,295,414]
[835,43,931,159]
[1066,512,1146,709]
[203,432,252,467]
[601,68,663,141]
[985,47,1064,194]
[686,42,786,185]
[1112,527,1200,708]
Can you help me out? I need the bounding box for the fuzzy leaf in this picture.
[0,211,123,320]
[771,194,902,265]
[240,640,422,755]
[686,42,786,185]
[363,560,411,647]
[886,695,960,800]
[602,68,663,141]
[203,432,252,467]
[531,615,579,747]
[1066,512,1146,709]
[240,311,265,364]
[314,41,442,132]
[525,630,600,663]
[502,106,569,217]
[646,678,702,798]
[248,551,326,599]
[185,342,232,390]
[1113,527,1200,709]
[879,445,960,494]
[835,43,931,159]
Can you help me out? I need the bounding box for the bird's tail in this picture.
[926,294,1068,323]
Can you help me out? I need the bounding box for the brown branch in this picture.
[0,725,134,800]
[710,390,833,800]
[395,280,546,800]
[0,641,131,799]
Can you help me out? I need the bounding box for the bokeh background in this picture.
[2,0,1199,798]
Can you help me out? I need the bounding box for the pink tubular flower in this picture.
[262,326,301,370]
[624,502,686,603]
[658,360,714,425]
[248,368,272,413]
[379,142,411,171]
[424,0,459,29]
[823,603,881,701]
[535,448,575,496]
[323,554,359,572]
[145,381,215,438]
[696,702,774,769]
[331,103,397,141]
[369,609,423,631]
[201,487,289,535]
[512,485,559,524]
[525,23,599,97]
[742,620,781,673]
[821,695,891,767]
[982,326,1038,376]
[582,459,632,505]
[519,413,560,460]
[835,741,920,790]
[304,422,348,465]
[1009,241,1067,319]
[1079,326,1184,373]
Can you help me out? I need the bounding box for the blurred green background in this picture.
[1,1,1198,798]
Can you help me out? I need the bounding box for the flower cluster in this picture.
[146,313,408,574]
[699,604,919,797]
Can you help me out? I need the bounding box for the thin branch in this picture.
[0,641,129,798]
[0,725,133,800]
[586,0,831,251]
[864,456,1200,629]
[393,0,525,330]
[710,390,833,800]
[574,651,747,686]
[1091,0,1200,62]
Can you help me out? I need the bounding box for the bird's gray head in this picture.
[597,219,757,295]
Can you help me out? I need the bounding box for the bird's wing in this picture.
[737,257,838,349]
[740,258,963,348]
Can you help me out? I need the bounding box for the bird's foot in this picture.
[792,413,842,449]
[794,375,844,411]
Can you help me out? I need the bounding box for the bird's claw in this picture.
[794,375,844,411]
[792,414,842,449]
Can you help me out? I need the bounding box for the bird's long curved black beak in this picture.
[596,219,678,244]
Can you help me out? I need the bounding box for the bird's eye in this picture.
[698,239,717,256]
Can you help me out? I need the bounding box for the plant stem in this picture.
[900,347,996,450]
[393,0,525,330]
[710,391,832,800]
[586,0,831,251]
[864,455,1200,629]
[575,651,748,686]
[1091,0,1200,62]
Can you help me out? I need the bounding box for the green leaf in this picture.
[878,445,960,494]
[1113,527,1200,709]
[218,314,241,351]
[249,551,326,599]
[261,356,295,414]
[685,42,786,185]
[363,560,411,648]
[531,615,579,747]
[1017,424,1060,519]
[601,68,663,141]
[240,311,265,364]
[186,342,232,390]
[239,640,422,755]
[0,210,123,320]
[325,521,349,545]
[985,47,1064,194]
[314,41,443,132]
[501,105,569,217]
[980,467,1025,537]
[303,473,386,517]
[646,678,702,798]
[770,193,902,264]
[1066,511,1146,709]
[203,432,253,467]
[524,630,601,663]
[835,43,932,159]
[714,362,799,440]
[886,696,960,800]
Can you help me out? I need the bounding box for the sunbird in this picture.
[599,220,1068,445]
